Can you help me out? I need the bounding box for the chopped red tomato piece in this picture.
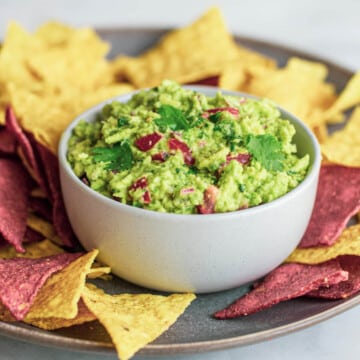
[143,190,151,204]
[197,185,219,214]
[135,132,162,152]
[130,177,148,190]
[129,177,152,204]
[202,107,239,118]
[151,151,168,162]
[226,153,251,165]
[168,138,195,166]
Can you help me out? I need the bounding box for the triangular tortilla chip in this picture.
[82,284,195,360]
[0,252,82,320]
[25,250,98,320]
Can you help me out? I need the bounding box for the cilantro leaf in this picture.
[245,134,285,171]
[92,141,133,171]
[154,104,190,131]
[214,120,240,150]
[118,116,129,127]
[208,112,222,123]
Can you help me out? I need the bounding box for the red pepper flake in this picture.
[168,138,195,166]
[135,132,162,152]
[197,185,219,214]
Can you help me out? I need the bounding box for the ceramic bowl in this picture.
[58,87,321,294]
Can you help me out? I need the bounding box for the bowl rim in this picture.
[58,85,321,221]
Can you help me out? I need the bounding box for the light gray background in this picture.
[1,0,360,359]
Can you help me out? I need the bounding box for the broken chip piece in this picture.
[307,256,360,299]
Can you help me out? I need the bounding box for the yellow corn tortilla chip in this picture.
[0,107,5,125]
[312,122,329,144]
[27,27,111,92]
[121,7,240,88]
[110,55,135,82]
[87,266,112,279]
[26,299,96,330]
[0,303,16,322]
[34,22,75,46]
[286,224,360,264]
[9,84,76,154]
[0,239,64,259]
[325,72,360,122]
[219,63,247,91]
[25,249,98,320]
[1,22,132,154]
[9,82,134,154]
[244,57,336,129]
[219,46,277,91]
[27,213,62,245]
[82,284,196,360]
[80,83,135,110]
[286,57,328,81]
[235,45,277,70]
[321,106,360,167]
[0,22,43,91]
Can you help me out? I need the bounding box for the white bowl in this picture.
[58,87,321,294]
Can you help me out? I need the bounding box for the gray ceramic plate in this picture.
[0,28,357,357]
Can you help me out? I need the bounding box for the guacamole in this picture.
[67,80,310,214]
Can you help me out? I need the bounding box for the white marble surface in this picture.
[1,0,360,359]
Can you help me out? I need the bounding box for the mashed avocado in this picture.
[67,80,309,214]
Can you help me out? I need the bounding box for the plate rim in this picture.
[1,294,360,355]
[0,26,356,356]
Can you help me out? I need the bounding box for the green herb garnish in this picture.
[92,141,133,171]
[188,166,198,175]
[118,116,129,127]
[154,104,190,131]
[245,134,285,171]
[208,112,223,124]
[214,120,240,150]
[188,116,205,128]
[239,183,246,192]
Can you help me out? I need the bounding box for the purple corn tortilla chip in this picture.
[0,227,42,248]
[24,227,45,243]
[0,126,16,154]
[29,197,53,222]
[307,256,360,299]
[5,108,77,248]
[214,259,348,319]
[0,252,82,320]
[187,76,219,86]
[6,107,44,185]
[35,142,77,248]
[299,165,360,248]
[0,159,33,252]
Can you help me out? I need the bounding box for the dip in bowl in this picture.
[59,81,321,293]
